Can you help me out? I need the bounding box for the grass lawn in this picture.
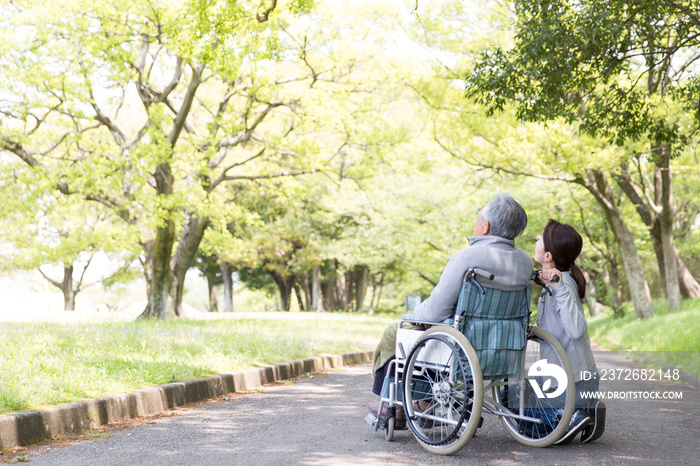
[587,297,700,379]
[2,297,698,416]
[0,311,399,414]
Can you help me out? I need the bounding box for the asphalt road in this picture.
[19,348,700,465]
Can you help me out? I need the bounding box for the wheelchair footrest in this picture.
[365,412,382,429]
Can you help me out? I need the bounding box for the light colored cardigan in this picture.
[536,271,597,382]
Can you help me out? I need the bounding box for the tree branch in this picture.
[415,270,438,287]
[37,266,62,289]
[614,162,655,225]
[208,101,285,168]
[211,148,267,190]
[168,63,204,147]
[83,68,128,150]
[662,0,700,29]
[75,251,96,292]
[256,0,278,23]
[220,169,312,183]
[133,33,154,108]
[568,185,610,259]
[434,135,578,183]
[1,138,42,167]
[155,56,183,104]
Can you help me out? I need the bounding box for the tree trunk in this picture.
[367,272,384,315]
[650,221,667,287]
[322,279,332,311]
[62,265,75,311]
[270,271,294,312]
[608,254,623,312]
[367,274,377,315]
[616,154,682,310]
[138,244,153,317]
[581,170,654,318]
[335,265,347,311]
[655,148,682,310]
[675,245,700,298]
[311,266,324,312]
[609,214,653,317]
[145,218,176,319]
[581,268,604,316]
[142,64,204,319]
[345,269,355,311]
[375,276,385,309]
[355,265,369,312]
[38,264,77,311]
[171,215,210,316]
[301,270,312,312]
[207,278,218,312]
[294,283,305,311]
[220,262,234,312]
[279,284,292,312]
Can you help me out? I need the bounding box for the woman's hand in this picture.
[540,269,562,285]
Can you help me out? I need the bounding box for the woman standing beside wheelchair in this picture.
[535,219,606,444]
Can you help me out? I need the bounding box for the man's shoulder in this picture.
[454,241,532,268]
[513,246,533,260]
[459,238,528,255]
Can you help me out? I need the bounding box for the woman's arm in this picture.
[551,280,588,340]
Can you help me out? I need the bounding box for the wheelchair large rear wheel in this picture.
[402,326,483,455]
[496,326,575,447]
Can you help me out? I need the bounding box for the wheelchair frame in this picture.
[366,268,576,455]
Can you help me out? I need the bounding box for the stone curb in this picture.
[0,351,373,449]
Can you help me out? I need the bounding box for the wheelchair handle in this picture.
[532,269,559,296]
[464,267,494,282]
[463,267,494,295]
[533,270,560,283]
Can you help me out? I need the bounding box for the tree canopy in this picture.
[1,0,699,319]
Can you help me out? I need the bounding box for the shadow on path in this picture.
[21,348,700,465]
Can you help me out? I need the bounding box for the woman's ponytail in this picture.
[570,263,586,300]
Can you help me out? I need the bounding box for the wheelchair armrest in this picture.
[401,314,454,326]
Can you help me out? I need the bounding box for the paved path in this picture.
[20,349,700,465]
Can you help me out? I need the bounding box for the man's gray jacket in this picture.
[414,235,533,323]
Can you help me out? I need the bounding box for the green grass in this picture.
[3,298,697,416]
[587,297,700,378]
[0,311,400,414]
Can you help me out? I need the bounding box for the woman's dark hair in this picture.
[542,219,586,299]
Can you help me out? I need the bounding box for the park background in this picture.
[1,0,699,415]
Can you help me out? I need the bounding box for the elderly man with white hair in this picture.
[368,193,534,425]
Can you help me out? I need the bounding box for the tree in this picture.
[0,165,138,310]
[433,108,658,319]
[1,0,319,318]
[192,252,226,312]
[466,0,700,313]
[195,0,476,313]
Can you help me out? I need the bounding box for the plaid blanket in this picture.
[457,282,531,378]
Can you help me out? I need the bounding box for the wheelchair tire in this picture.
[496,326,575,447]
[402,326,483,455]
[384,415,395,441]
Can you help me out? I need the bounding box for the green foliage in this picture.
[466,0,700,151]
[588,298,700,377]
[589,298,700,352]
[2,0,698,316]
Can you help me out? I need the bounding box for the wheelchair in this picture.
[366,268,575,455]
